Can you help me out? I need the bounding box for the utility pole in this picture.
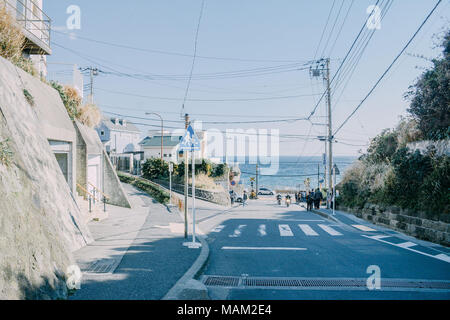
[317,163,320,189]
[325,58,333,210]
[255,163,259,199]
[83,67,99,104]
[184,113,190,239]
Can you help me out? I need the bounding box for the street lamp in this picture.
[145,112,164,162]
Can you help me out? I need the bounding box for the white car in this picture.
[258,187,274,196]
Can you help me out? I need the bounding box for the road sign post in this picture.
[180,125,201,249]
[169,162,173,206]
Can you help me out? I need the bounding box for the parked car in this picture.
[258,187,274,196]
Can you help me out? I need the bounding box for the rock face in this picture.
[0,57,92,299]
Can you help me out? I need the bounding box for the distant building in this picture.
[3,0,52,77]
[140,135,182,163]
[96,117,141,154]
[140,131,209,164]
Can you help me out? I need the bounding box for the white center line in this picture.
[258,224,267,237]
[222,247,307,251]
[298,224,319,236]
[279,224,294,237]
[229,225,247,238]
[318,224,343,236]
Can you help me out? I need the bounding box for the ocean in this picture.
[236,156,357,192]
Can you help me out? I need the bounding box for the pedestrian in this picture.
[295,192,299,204]
[314,188,323,210]
[230,191,235,205]
[242,191,248,207]
[306,190,314,211]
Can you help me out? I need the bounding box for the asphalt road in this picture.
[196,196,450,300]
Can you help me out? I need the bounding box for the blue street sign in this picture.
[179,125,201,151]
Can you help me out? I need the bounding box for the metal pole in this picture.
[169,163,172,205]
[184,114,189,239]
[192,151,196,245]
[317,163,320,189]
[333,166,336,216]
[326,58,333,209]
[256,163,259,199]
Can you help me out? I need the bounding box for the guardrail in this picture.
[2,0,51,49]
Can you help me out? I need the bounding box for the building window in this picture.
[164,154,167,157]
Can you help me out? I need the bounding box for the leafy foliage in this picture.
[0,6,37,76]
[406,30,450,140]
[23,89,34,106]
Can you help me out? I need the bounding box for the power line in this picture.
[334,0,443,137]
[320,0,346,59]
[52,29,308,64]
[307,0,383,120]
[327,0,355,58]
[314,0,337,60]
[95,87,321,102]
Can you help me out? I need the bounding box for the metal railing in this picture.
[2,0,51,49]
[88,182,110,212]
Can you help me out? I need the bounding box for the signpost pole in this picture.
[192,150,197,246]
[169,162,173,206]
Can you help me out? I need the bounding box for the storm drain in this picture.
[81,260,117,274]
[202,276,450,291]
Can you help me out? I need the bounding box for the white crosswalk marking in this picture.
[318,224,342,236]
[258,224,267,237]
[298,224,319,236]
[279,225,294,237]
[352,225,376,232]
[397,241,417,249]
[211,225,225,233]
[229,225,247,238]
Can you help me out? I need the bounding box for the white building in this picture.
[96,117,141,154]
[140,131,209,164]
[3,0,52,77]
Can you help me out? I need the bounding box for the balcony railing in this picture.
[2,0,51,54]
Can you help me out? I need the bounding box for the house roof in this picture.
[101,116,141,133]
[139,136,182,147]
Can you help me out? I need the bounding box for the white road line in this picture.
[258,224,267,237]
[352,225,376,232]
[435,254,450,263]
[362,235,450,264]
[318,224,343,236]
[369,235,392,240]
[298,224,319,236]
[222,247,307,251]
[279,225,294,237]
[229,225,247,238]
[211,225,225,233]
[397,241,417,249]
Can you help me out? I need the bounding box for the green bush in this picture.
[117,172,169,204]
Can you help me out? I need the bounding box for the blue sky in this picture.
[44,0,449,156]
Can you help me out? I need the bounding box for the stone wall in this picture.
[339,203,450,247]
[0,57,93,299]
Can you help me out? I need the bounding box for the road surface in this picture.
[195,196,450,300]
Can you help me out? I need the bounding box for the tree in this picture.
[142,158,169,180]
[406,30,450,140]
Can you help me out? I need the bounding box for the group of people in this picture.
[306,189,323,211]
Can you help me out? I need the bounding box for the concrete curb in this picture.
[161,234,210,300]
[311,208,340,223]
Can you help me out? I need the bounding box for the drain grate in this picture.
[82,260,117,274]
[203,276,450,291]
[204,276,240,287]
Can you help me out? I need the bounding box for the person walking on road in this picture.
[306,190,314,211]
[242,191,248,207]
[314,188,323,210]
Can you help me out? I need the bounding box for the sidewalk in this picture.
[70,183,203,300]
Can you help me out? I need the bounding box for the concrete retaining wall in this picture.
[0,57,93,299]
[339,203,450,247]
